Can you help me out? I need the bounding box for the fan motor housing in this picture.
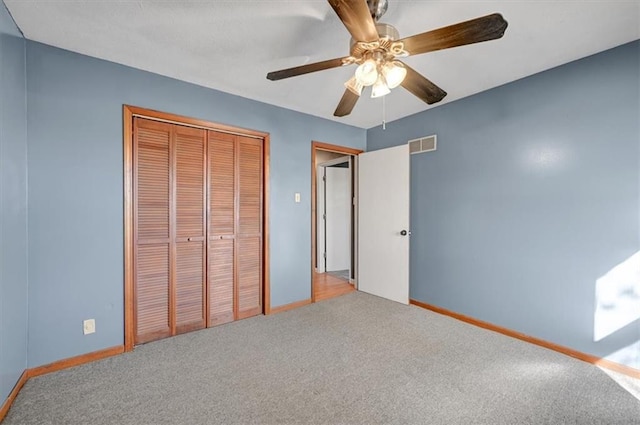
[349,23,400,56]
[375,23,399,40]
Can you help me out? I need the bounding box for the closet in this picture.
[132,115,264,345]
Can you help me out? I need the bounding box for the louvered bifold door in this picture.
[134,118,172,344]
[174,126,207,334]
[208,131,236,326]
[236,136,263,320]
[135,116,263,342]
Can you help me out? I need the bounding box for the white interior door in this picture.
[325,166,351,272]
[358,144,409,304]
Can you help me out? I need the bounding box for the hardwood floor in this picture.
[314,272,355,302]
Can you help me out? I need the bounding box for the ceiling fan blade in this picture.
[334,89,360,117]
[400,63,447,105]
[267,57,348,81]
[400,13,508,56]
[328,0,379,43]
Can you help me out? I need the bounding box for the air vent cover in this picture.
[408,135,437,154]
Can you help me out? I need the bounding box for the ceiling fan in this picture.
[266,0,508,117]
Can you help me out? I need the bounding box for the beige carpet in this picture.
[5,292,640,424]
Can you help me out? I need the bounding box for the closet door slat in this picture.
[208,131,236,325]
[134,118,172,343]
[238,137,262,236]
[175,241,205,332]
[174,126,206,332]
[136,121,171,240]
[237,137,262,319]
[209,238,235,326]
[237,237,262,319]
[209,132,235,236]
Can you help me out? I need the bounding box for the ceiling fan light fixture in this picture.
[382,61,407,89]
[344,76,364,96]
[355,58,379,86]
[370,74,391,98]
[266,7,508,118]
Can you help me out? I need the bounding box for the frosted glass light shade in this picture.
[344,76,363,96]
[382,61,407,89]
[370,75,390,98]
[355,59,379,86]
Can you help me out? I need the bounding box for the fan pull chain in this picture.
[382,95,386,130]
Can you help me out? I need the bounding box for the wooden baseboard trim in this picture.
[269,298,312,314]
[0,370,28,422]
[0,346,125,422]
[409,299,640,379]
[28,345,125,378]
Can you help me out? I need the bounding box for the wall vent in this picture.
[408,135,437,154]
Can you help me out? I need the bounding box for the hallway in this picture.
[313,272,355,302]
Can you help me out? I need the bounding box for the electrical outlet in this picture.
[295,192,301,203]
[83,319,96,335]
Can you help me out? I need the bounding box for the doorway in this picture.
[311,141,362,302]
[317,156,351,277]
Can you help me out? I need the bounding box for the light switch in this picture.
[294,193,301,203]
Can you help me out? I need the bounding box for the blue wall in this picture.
[367,41,640,368]
[25,41,365,367]
[8,15,638,373]
[0,2,28,402]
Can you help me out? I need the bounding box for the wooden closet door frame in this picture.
[123,105,271,352]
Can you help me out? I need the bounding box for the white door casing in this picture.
[325,165,351,272]
[316,166,326,273]
[357,144,410,305]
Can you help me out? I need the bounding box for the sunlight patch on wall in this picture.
[594,251,640,342]
[520,144,567,172]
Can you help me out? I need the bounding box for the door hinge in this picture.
[322,175,326,182]
[323,213,326,220]
[323,252,327,258]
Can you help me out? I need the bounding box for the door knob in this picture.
[400,230,411,236]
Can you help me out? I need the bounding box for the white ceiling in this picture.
[5,1,639,129]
